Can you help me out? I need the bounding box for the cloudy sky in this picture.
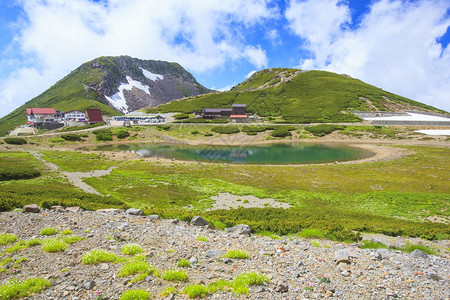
[0,0,449,117]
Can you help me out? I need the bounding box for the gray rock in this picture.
[410,249,428,259]
[164,294,175,300]
[427,273,443,281]
[97,208,123,214]
[189,256,198,265]
[22,204,41,213]
[51,205,66,213]
[99,263,109,270]
[376,248,391,260]
[225,224,251,236]
[147,214,160,220]
[274,280,289,293]
[190,216,209,227]
[126,208,143,215]
[65,206,82,213]
[83,280,95,290]
[170,218,179,224]
[206,249,224,259]
[334,249,351,264]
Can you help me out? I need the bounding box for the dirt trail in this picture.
[30,151,114,195]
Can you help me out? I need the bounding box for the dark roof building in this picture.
[85,109,104,124]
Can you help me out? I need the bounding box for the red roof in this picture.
[86,109,104,123]
[26,108,56,115]
[230,115,248,118]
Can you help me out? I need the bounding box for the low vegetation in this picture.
[0,278,51,299]
[40,227,58,236]
[121,243,144,256]
[3,138,27,145]
[0,234,17,246]
[161,269,189,282]
[223,249,250,259]
[0,152,41,181]
[176,259,192,268]
[120,289,150,300]
[81,249,119,264]
[41,238,67,253]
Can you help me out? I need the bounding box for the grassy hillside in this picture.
[155,70,443,123]
[0,66,118,136]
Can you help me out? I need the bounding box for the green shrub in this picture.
[360,240,388,249]
[156,125,171,131]
[173,113,190,120]
[0,278,51,299]
[42,238,67,253]
[40,227,58,236]
[183,285,209,298]
[176,259,191,268]
[120,289,150,300]
[4,138,27,145]
[241,126,268,133]
[81,249,119,264]
[0,233,17,245]
[116,130,130,139]
[211,126,240,134]
[305,124,345,136]
[93,129,113,141]
[5,241,27,253]
[60,230,73,235]
[233,272,269,295]
[191,130,199,135]
[26,239,42,247]
[204,132,213,136]
[49,137,65,143]
[161,269,188,282]
[299,228,326,239]
[402,244,437,255]
[122,243,144,256]
[0,169,41,181]
[60,134,82,141]
[270,127,292,138]
[223,249,250,259]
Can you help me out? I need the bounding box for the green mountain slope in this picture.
[155,69,444,123]
[0,56,211,136]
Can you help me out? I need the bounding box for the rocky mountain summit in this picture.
[75,56,212,114]
[0,206,448,299]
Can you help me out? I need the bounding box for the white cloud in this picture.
[286,0,450,112]
[246,70,257,79]
[0,0,276,117]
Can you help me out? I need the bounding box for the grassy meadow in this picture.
[0,132,448,240]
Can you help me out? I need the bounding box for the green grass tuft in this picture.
[159,286,177,298]
[63,236,83,244]
[402,244,437,255]
[360,240,388,249]
[0,278,51,299]
[81,249,119,264]
[121,243,144,256]
[233,272,269,295]
[223,249,250,259]
[196,236,208,242]
[118,261,158,278]
[60,230,73,235]
[42,238,67,253]
[299,228,326,239]
[161,269,189,282]
[119,289,150,300]
[183,285,209,298]
[176,259,192,268]
[40,227,58,236]
[0,233,18,245]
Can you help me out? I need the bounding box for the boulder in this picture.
[190,216,209,227]
[334,249,351,264]
[51,205,65,213]
[97,208,124,214]
[22,204,41,213]
[126,208,143,216]
[206,249,224,259]
[225,224,251,236]
[410,249,429,259]
[66,206,82,213]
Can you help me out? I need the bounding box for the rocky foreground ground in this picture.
[0,207,448,299]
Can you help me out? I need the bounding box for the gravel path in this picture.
[0,209,448,299]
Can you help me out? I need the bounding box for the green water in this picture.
[93,143,373,164]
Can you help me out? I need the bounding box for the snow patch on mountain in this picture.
[141,68,164,81]
[105,76,151,113]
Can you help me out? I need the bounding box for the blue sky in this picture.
[0,0,449,117]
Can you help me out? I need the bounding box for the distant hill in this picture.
[154,68,446,123]
[0,56,211,136]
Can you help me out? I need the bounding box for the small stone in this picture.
[147,214,160,220]
[206,249,224,259]
[223,258,233,264]
[427,273,443,281]
[114,232,130,241]
[225,224,251,236]
[170,218,179,224]
[51,205,66,213]
[189,257,198,265]
[164,294,175,300]
[341,270,351,277]
[126,208,143,215]
[274,280,289,293]
[99,263,109,270]
[22,204,41,213]
[190,216,209,227]
[83,280,95,290]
